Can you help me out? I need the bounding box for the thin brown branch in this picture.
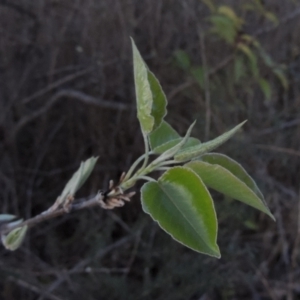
[37,234,136,299]
[198,25,211,141]
[11,89,132,140]
[8,276,64,300]
[255,144,300,157]
[288,189,300,300]
[0,194,102,235]
[254,6,300,37]
[22,68,93,104]
[167,54,234,102]
[253,119,300,136]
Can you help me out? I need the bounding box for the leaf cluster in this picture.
[0,38,274,258]
[175,1,288,102]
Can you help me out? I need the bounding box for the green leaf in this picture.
[240,34,260,48]
[258,77,272,101]
[264,11,279,25]
[76,156,99,191]
[0,214,16,222]
[4,219,23,228]
[259,49,274,68]
[237,43,259,77]
[191,67,205,89]
[1,225,28,251]
[153,137,201,154]
[131,38,154,134]
[158,121,196,161]
[202,0,216,12]
[149,121,180,151]
[141,167,220,257]
[59,157,98,204]
[200,153,265,201]
[150,121,200,154]
[218,5,243,29]
[174,121,246,162]
[210,15,237,44]
[234,56,246,83]
[174,50,191,70]
[273,67,289,90]
[185,161,274,220]
[147,70,167,130]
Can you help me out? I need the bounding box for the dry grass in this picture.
[0,0,300,299]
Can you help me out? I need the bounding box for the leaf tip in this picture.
[267,210,276,222]
[2,225,28,251]
[207,244,221,259]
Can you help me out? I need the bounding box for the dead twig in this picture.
[254,6,300,37]
[37,234,137,300]
[255,144,300,158]
[253,119,300,136]
[288,189,300,300]
[11,89,132,141]
[22,68,94,104]
[198,25,211,141]
[8,276,64,300]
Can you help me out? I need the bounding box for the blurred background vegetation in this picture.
[0,0,300,299]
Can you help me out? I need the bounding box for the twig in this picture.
[255,144,300,158]
[253,119,300,136]
[37,234,136,299]
[11,89,131,140]
[22,68,93,104]
[288,189,300,300]
[208,54,235,77]
[254,267,279,300]
[0,194,103,235]
[254,6,300,37]
[8,276,63,300]
[167,55,234,102]
[167,80,195,101]
[198,25,211,141]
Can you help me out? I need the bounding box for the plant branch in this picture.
[139,132,150,173]
[198,25,211,141]
[0,194,103,235]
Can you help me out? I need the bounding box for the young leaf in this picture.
[234,56,246,83]
[202,0,216,12]
[1,225,28,251]
[148,70,167,130]
[259,48,274,68]
[185,161,275,220]
[200,153,265,201]
[258,77,272,101]
[191,67,205,88]
[76,156,99,191]
[237,43,259,77]
[131,38,154,134]
[0,214,16,223]
[141,167,220,257]
[158,121,196,161]
[210,14,237,44]
[174,121,246,162]
[264,11,279,25]
[149,120,180,150]
[174,50,191,70]
[58,157,98,205]
[273,67,289,90]
[218,5,243,29]
[4,219,24,228]
[153,137,200,154]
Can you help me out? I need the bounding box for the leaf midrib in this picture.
[158,181,214,254]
